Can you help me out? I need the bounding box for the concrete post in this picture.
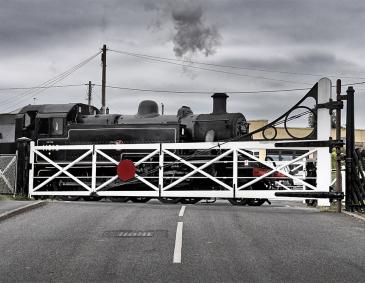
[316,78,332,206]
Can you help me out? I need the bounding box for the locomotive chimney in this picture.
[211,93,228,114]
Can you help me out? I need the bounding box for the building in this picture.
[248,120,365,161]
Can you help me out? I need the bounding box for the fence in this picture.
[348,148,365,209]
[28,141,331,201]
[0,154,17,195]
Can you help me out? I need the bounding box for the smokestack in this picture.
[211,93,228,114]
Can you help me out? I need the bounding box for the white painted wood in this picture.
[317,78,332,206]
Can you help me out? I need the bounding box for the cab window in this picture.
[51,118,63,135]
[38,118,49,135]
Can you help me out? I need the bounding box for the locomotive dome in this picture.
[136,100,159,118]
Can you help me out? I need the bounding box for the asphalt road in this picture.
[0,200,364,282]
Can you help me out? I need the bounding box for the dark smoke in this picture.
[171,3,221,57]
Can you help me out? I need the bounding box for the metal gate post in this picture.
[233,148,238,198]
[345,86,355,211]
[91,145,97,193]
[16,137,31,197]
[316,78,332,206]
[28,141,35,197]
[158,143,164,197]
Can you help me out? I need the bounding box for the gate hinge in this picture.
[317,99,343,114]
[275,139,344,153]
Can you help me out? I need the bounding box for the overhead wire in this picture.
[0,84,86,91]
[95,84,310,94]
[109,49,313,86]
[109,49,365,80]
[0,51,101,112]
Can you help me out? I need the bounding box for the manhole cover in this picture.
[103,230,167,238]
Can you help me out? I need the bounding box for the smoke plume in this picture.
[171,3,221,57]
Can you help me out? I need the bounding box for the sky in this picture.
[1,0,365,128]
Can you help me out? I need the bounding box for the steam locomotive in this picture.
[0,92,248,149]
[0,93,279,205]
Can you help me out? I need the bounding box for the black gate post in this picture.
[345,86,355,211]
[15,137,31,197]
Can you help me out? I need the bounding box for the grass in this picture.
[0,194,31,201]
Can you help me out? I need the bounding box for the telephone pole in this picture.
[101,44,107,114]
[87,81,92,107]
[87,81,93,113]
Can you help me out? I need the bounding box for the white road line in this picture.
[179,205,186,217]
[173,222,183,263]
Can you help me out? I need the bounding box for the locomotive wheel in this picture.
[83,196,103,201]
[246,199,266,206]
[57,195,81,201]
[181,198,202,204]
[109,196,130,202]
[158,197,182,204]
[228,198,248,206]
[130,197,151,203]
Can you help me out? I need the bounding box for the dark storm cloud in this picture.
[144,0,221,57]
[170,2,221,57]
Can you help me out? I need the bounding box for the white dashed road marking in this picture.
[179,205,186,217]
[173,222,183,263]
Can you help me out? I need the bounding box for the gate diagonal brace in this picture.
[236,148,317,191]
[32,149,93,192]
[94,148,160,192]
[162,149,233,191]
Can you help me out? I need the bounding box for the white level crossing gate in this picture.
[28,140,331,201]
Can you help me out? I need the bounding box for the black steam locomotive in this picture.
[0,93,248,151]
[0,93,278,205]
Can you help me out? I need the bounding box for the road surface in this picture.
[0,200,364,282]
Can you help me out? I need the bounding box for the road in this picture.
[0,200,364,282]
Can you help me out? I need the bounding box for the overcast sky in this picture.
[1,0,364,128]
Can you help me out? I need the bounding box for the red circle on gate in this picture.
[117,159,136,181]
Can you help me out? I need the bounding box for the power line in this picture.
[109,49,313,86]
[95,84,311,94]
[0,51,101,112]
[0,84,85,91]
[109,49,365,80]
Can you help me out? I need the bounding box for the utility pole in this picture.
[101,44,107,114]
[87,81,92,107]
[87,81,95,113]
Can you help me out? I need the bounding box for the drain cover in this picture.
[103,230,167,238]
[118,231,153,237]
